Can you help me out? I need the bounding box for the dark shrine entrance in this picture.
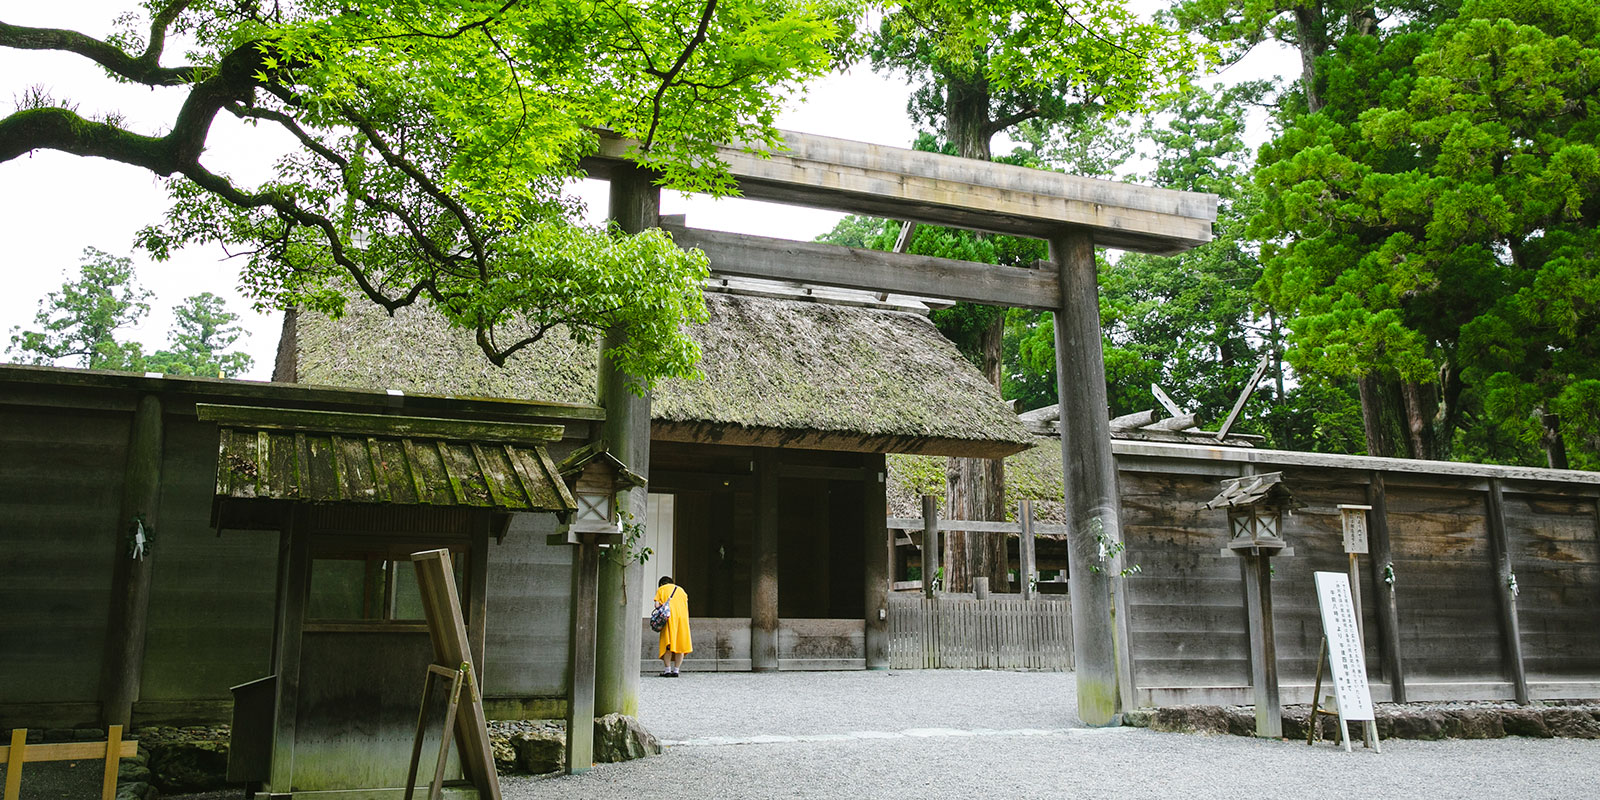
[641,441,875,670]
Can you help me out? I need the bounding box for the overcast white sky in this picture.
[0,3,1293,381]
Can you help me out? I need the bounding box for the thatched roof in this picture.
[279,293,1031,458]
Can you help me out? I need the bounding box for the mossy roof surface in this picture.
[291,293,1030,447]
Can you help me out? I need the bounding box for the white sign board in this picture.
[1337,504,1370,554]
[1314,571,1375,721]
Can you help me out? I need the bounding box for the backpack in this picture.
[650,586,677,632]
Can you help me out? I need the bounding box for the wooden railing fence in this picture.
[887,594,1073,671]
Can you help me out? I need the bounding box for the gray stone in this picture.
[1388,710,1445,740]
[511,729,567,775]
[1502,708,1551,738]
[115,780,157,800]
[1121,709,1153,728]
[1222,707,1255,737]
[118,760,153,783]
[593,714,661,763]
[1543,708,1600,739]
[145,739,229,793]
[1439,709,1504,740]
[1149,706,1231,735]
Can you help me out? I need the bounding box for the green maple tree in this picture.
[2,1,860,386]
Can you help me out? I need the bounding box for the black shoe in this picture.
[659,671,673,677]
[669,671,681,677]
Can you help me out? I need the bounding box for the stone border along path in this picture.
[503,670,1600,800]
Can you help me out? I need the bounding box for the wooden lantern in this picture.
[1206,472,1303,556]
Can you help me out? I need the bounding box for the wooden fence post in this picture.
[921,495,939,600]
[751,449,781,671]
[1486,479,1530,704]
[864,454,891,670]
[101,393,163,728]
[1019,500,1037,601]
[565,537,600,774]
[1366,472,1407,702]
[1241,553,1282,738]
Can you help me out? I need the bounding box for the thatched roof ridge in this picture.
[285,293,1031,457]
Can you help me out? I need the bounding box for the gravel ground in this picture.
[152,669,1600,799]
[503,669,1600,800]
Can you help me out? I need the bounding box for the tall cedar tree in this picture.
[1252,0,1600,468]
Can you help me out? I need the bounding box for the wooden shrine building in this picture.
[274,287,1033,673]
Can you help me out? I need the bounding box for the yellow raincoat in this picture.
[654,583,692,658]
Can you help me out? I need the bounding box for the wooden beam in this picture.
[1111,439,1600,488]
[1108,409,1158,431]
[650,420,1029,459]
[195,404,564,443]
[1019,500,1038,601]
[1143,414,1198,432]
[565,536,600,774]
[584,130,1216,254]
[1051,230,1126,727]
[863,454,890,670]
[1486,479,1530,705]
[1365,472,1407,703]
[885,518,1068,535]
[921,495,940,600]
[776,463,874,481]
[1241,554,1282,738]
[666,225,1061,310]
[0,734,139,764]
[101,393,163,728]
[267,514,308,794]
[751,449,781,671]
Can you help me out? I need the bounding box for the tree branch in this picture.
[0,17,198,86]
[642,0,718,149]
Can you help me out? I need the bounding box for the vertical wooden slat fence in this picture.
[887,594,1073,671]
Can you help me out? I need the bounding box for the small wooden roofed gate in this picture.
[195,403,577,797]
[202,403,576,518]
[585,128,1219,725]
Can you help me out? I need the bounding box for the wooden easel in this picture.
[401,549,502,800]
[1306,636,1379,752]
[2,726,138,800]
[405,661,477,800]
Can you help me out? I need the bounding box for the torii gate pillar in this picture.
[1051,229,1134,726]
[594,165,658,718]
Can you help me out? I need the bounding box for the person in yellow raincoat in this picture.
[654,576,692,676]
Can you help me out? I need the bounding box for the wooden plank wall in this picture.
[1120,455,1600,706]
[886,595,1072,671]
[1118,470,1249,688]
[0,406,128,725]
[1260,468,1381,688]
[1385,480,1506,686]
[139,416,279,721]
[483,512,573,700]
[1505,492,1600,682]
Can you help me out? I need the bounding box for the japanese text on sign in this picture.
[1314,571,1375,721]
[1338,505,1370,554]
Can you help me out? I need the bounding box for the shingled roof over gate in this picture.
[276,292,1032,458]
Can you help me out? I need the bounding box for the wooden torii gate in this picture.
[583,129,1217,727]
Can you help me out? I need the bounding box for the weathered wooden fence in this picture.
[887,594,1073,671]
